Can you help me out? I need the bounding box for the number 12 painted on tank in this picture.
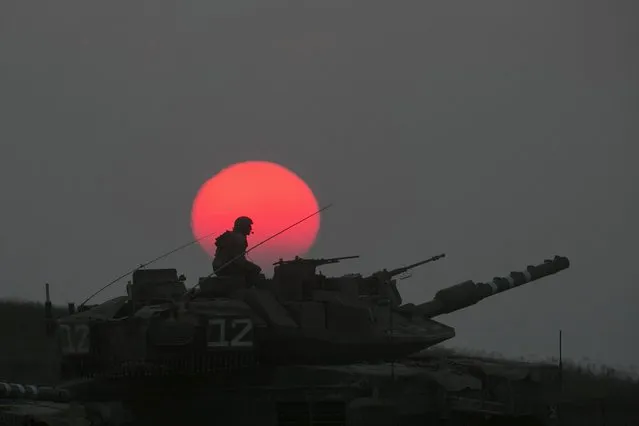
[207,318,253,348]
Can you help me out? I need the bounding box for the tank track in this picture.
[61,351,257,380]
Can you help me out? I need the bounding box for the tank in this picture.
[8,253,570,426]
[47,254,569,380]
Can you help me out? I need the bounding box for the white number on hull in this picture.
[207,318,253,348]
[230,319,253,347]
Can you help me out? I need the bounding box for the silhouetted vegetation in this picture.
[1,299,638,407]
[426,346,639,404]
[0,299,65,384]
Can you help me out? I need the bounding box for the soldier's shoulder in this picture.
[215,230,232,243]
[229,232,246,243]
[216,230,244,244]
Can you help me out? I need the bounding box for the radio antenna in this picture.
[80,203,332,308]
[78,226,227,308]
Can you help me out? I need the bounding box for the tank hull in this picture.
[254,326,455,365]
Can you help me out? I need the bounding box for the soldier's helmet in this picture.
[233,216,253,234]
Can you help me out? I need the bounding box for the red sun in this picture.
[190,161,321,270]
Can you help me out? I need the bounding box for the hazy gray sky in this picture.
[1,1,637,369]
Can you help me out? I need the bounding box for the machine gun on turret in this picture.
[272,255,360,281]
[381,253,446,281]
[362,254,446,307]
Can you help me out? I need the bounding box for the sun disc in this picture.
[190,161,320,269]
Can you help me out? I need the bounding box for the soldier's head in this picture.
[233,216,253,236]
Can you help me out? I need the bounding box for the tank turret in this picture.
[271,255,359,301]
[399,256,570,318]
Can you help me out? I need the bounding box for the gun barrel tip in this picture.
[549,255,570,270]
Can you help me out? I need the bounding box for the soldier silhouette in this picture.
[212,216,262,282]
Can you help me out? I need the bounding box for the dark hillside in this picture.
[0,300,66,384]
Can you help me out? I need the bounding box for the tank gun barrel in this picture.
[385,253,446,278]
[407,255,570,318]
